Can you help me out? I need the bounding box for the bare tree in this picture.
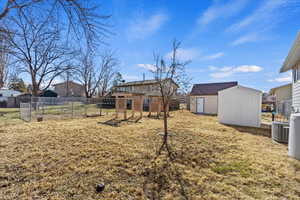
[0,53,9,89]
[98,51,119,96]
[0,31,10,88]
[0,0,110,50]
[76,50,118,98]
[152,39,190,156]
[4,9,76,96]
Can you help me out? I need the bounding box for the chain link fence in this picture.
[19,97,181,122]
[276,99,292,121]
[20,103,32,122]
[20,97,117,122]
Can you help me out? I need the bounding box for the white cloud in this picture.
[137,64,156,72]
[228,0,291,31]
[231,33,260,46]
[268,73,292,83]
[198,0,248,26]
[234,65,263,72]
[210,65,263,78]
[165,48,201,61]
[211,71,234,79]
[123,75,140,81]
[127,13,168,40]
[220,66,234,72]
[208,65,218,71]
[227,0,300,45]
[201,52,225,60]
[165,48,223,62]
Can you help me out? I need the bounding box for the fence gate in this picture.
[20,103,31,122]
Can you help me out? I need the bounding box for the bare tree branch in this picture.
[4,8,77,96]
[0,0,111,50]
[76,50,118,98]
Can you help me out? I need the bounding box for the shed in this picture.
[218,85,262,128]
[189,81,237,114]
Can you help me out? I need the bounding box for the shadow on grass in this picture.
[224,124,271,138]
[142,156,189,200]
[98,117,143,127]
[98,119,124,127]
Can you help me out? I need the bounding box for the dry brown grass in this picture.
[1,110,300,199]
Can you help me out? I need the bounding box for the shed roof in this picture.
[190,81,238,95]
[280,32,300,73]
[219,85,262,94]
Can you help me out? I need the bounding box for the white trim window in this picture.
[293,66,300,83]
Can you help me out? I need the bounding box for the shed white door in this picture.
[196,97,204,113]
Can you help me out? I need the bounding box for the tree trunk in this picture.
[0,80,4,88]
[157,102,171,156]
[163,107,168,139]
[32,83,39,97]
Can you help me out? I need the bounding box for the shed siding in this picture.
[218,87,262,127]
[190,95,218,114]
[293,81,300,111]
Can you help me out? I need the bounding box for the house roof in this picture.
[269,83,292,95]
[190,81,238,95]
[115,78,179,88]
[0,89,22,97]
[53,81,83,87]
[280,31,300,73]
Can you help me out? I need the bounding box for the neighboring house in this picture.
[53,81,85,97]
[189,81,238,114]
[112,79,179,96]
[262,93,275,112]
[218,85,262,128]
[0,88,21,101]
[269,83,292,104]
[280,32,300,113]
[0,89,22,108]
[262,93,276,103]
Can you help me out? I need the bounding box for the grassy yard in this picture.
[0,111,300,199]
[0,108,22,126]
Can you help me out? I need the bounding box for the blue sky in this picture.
[100,0,300,92]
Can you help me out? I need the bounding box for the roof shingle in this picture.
[190,81,238,95]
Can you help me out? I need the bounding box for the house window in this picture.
[0,94,2,97]
[293,68,300,83]
[293,66,300,83]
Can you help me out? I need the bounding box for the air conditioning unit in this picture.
[289,113,300,160]
[272,121,289,143]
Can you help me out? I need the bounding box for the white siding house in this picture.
[280,32,300,112]
[218,85,262,128]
